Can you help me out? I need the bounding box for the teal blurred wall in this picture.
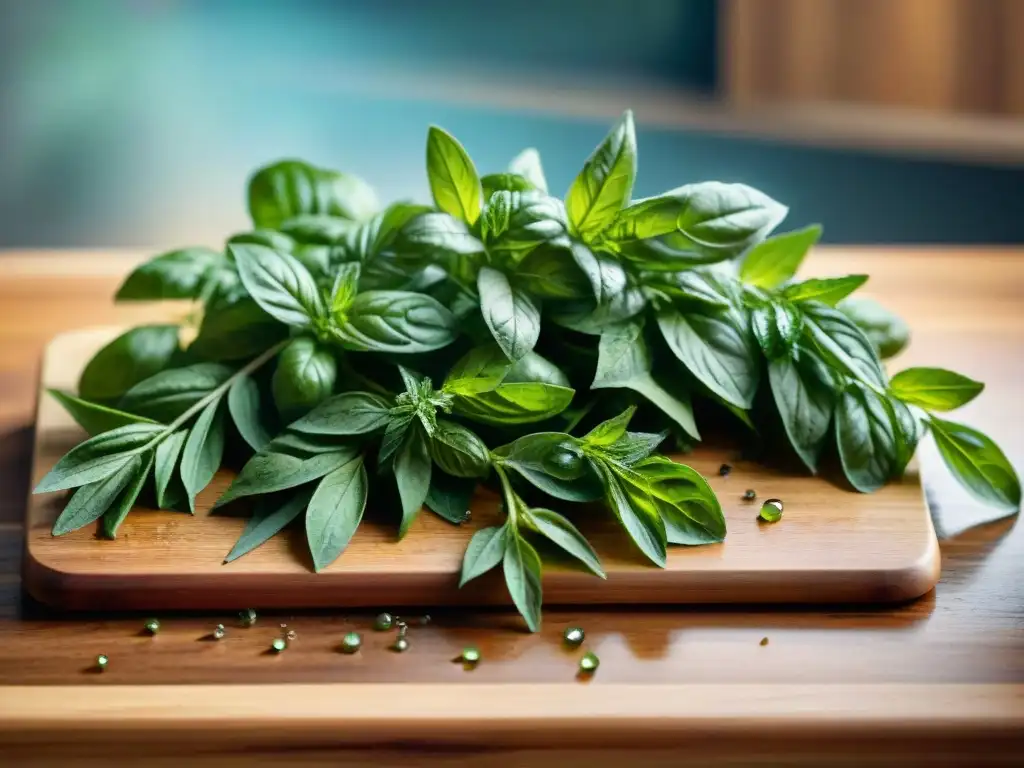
[0,0,1021,249]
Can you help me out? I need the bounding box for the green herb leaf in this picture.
[930,417,1021,512]
[656,304,760,409]
[493,432,603,502]
[566,110,636,241]
[640,269,730,308]
[452,381,574,426]
[613,183,788,269]
[429,419,491,478]
[396,212,485,267]
[582,406,636,447]
[190,298,288,362]
[248,159,378,228]
[633,456,725,545]
[426,126,482,225]
[331,290,457,353]
[78,325,180,403]
[35,423,164,494]
[459,525,507,586]
[289,391,392,436]
[835,382,898,493]
[768,350,836,472]
[838,297,910,360]
[51,454,144,536]
[739,225,821,288]
[278,215,357,246]
[379,408,414,465]
[119,363,234,423]
[483,191,569,256]
[230,243,326,328]
[228,375,274,452]
[784,274,868,306]
[890,367,984,412]
[101,452,154,539]
[425,471,476,524]
[224,487,314,564]
[48,389,156,436]
[116,247,225,301]
[802,302,887,389]
[271,337,337,422]
[394,425,432,537]
[751,300,803,360]
[508,147,548,193]
[525,508,605,578]
[514,243,591,300]
[594,459,667,567]
[481,172,534,199]
[442,344,511,396]
[307,454,368,571]
[592,319,699,439]
[180,398,227,512]
[598,430,668,466]
[477,266,541,362]
[329,262,361,315]
[154,428,188,509]
[503,530,543,632]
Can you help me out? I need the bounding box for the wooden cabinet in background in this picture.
[722,0,1024,116]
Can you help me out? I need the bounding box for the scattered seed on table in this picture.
[759,498,784,522]
[459,647,481,666]
[743,489,756,501]
[718,463,733,477]
[270,637,287,653]
[760,637,769,646]
[578,652,599,674]
[239,608,257,627]
[563,626,585,647]
[340,632,362,654]
[391,637,409,653]
[213,624,226,640]
[143,618,160,635]
[373,612,394,631]
[95,654,109,671]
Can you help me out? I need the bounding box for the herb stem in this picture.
[493,463,520,529]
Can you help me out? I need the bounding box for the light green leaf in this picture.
[890,367,984,412]
[307,455,368,571]
[51,454,143,536]
[930,417,1020,512]
[483,192,568,255]
[180,398,226,512]
[224,487,314,564]
[48,389,157,436]
[595,459,667,567]
[453,381,574,425]
[633,456,724,545]
[116,247,225,301]
[477,266,541,362]
[481,172,534,199]
[442,344,511,396]
[784,274,867,306]
[582,406,636,447]
[739,225,822,288]
[230,243,326,328]
[248,159,378,228]
[503,530,543,632]
[394,425,432,537]
[566,110,636,241]
[78,325,180,403]
[459,525,507,586]
[35,423,164,494]
[526,508,605,578]
[426,126,482,225]
[508,147,548,193]
[331,290,458,354]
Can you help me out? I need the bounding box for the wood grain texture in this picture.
[24,331,937,611]
[0,250,1022,765]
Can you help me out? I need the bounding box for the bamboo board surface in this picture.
[24,327,939,611]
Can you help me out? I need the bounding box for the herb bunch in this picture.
[35,112,1020,630]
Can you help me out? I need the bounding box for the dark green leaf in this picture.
[290,391,392,436]
[227,229,297,251]
[525,508,605,578]
[278,215,357,246]
[35,423,164,493]
[429,419,491,478]
[230,243,325,328]
[394,425,432,537]
[154,429,187,509]
[503,530,543,632]
[752,300,803,360]
[48,389,157,436]
[768,350,836,472]
[307,454,368,571]
[223,487,314,564]
[271,337,337,422]
[228,375,274,452]
[835,382,898,493]
[116,248,224,301]
[784,274,868,306]
[442,344,511,396]
[634,456,725,545]
[890,367,984,412]
[477,266,541,362]
[101,452,154,539]
[640,269,730,308]
[508,147,548,193]
[119,363,233,423]
[560,243,646,331]
[613,183,788,269]
[592,319,699,439]
[425,471,477,524]
[78,325,180,402]
[739,225,821,288]
[190,298,287,362]
[426,126,482,225]
[598,431,667,466]
[180,398,226,512]
[566,110,636,241]
[248,159,378,228]
[481,172,534,199]
[582,406,636,447]
[656,305,760,409]
[51,454,143,536]
[396,212,485,267]
[493,432,603,502]
[331,290,458,353]
[803,302,887,388]
[484,192,568,255]
[347,202,432,263]
[930,417,1020,512]
[838,297,910,360]
[379,408,414,465]
[459,525,507,586]
[594,459,667,567]
[514,243,591,300]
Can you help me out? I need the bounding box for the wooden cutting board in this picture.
[24,328,940,611]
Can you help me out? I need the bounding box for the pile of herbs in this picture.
[35,112,1020,630]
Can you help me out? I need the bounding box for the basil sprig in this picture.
[36,112,1019,631]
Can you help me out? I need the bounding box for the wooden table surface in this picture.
[1,249,1022,766]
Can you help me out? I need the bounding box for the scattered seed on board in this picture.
[759,498,784,523]
[563,627,585,647]
[459,647,481,666]
[143,618,160,635]
[239,608,257,627]
[270,637,287,653]
[578,652,599,674]
[340,632,362,654]
[373,612,394,631]
[743,489,756,501]
[95,654,109,671]
[718,463,733,476]
[213,624,226,640]
[391,637,409,653]
[760,637,769,646]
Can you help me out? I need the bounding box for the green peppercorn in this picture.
[759,498,783,523]
[212,624,226,640]
[270,637,287,653]
[743,489,756,501]
[578,651,599,673]
[391,637,409,653]
[460,647,481,665]
[95,654,109,671]
[239,608,257,627]
[563,626,585,647]
[373,612,394,631]
[340,632,362,654]
[143,619,160,635]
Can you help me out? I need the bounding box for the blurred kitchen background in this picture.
[1,0,1022,249]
